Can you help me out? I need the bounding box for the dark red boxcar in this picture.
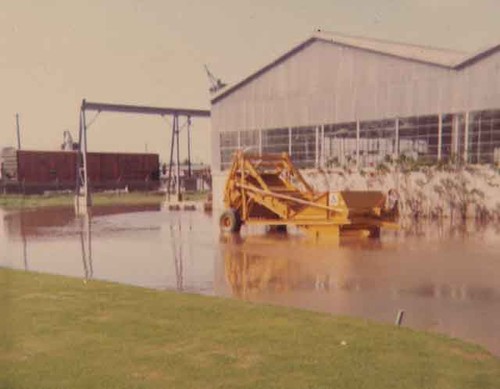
[15,150,159,192]
[17,150,77,184]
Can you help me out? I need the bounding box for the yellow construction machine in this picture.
[220,151,398,239]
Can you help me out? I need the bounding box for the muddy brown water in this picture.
[1,205,499,356]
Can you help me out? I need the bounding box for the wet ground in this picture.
[1,205,499,356]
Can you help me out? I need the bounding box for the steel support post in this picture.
[452,114,459,157]
[395,118,399,159]
[464,111,469,163]
[258,129,262,155]
[356,120,360,168]
[167,115,176,201]
[187,116,192,177]
[315,126,320,168]
[175,115,182,202]
[76,114,83,198]
[320,124,325,168]
[477,116,482,163]
[82,109,91,207]
[437,114,443,161]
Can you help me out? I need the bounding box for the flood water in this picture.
[1,205,499,356]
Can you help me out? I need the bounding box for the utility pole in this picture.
[16,113,21,149]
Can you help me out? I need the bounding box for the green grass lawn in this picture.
[0,192,165,209]
[0,191,209,210]
[1,269,498,389]
[182,190,210,202]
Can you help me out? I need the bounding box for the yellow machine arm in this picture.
[220,151,398,239]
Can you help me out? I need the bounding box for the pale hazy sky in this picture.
[1,0,499,163]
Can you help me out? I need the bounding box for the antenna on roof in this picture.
[204,64,227,94]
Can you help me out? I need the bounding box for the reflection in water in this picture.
[399,218,499,240]
[225,251,289,298]
[20,211,28,271]
[222,232,390,297]
[170,221,184,291]
[222,235,368,298]
[79,213,93,281]
[220,229,500,356]
[3,204,161,238]
[222,232,500,303]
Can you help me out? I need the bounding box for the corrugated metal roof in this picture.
[212,31,499,104]
[455,41,500,68]
[314,30,467,67]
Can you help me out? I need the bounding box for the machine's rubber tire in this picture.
[268,225,287,234]
[368,226,381,239]
[220,209,242,233]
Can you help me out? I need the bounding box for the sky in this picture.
[1,0,499,164]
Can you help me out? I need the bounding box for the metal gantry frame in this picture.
[75,99,210,214]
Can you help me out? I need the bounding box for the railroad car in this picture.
[0,149,159,193]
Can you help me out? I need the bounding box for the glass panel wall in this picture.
[359,119,396,166]
[291,126,316,168]
[399,115,439,163]
[240,129,260,154]
[323,122,357,167]
[220,131,238,170]
[218,109,500,170]
[262,128,289,154]
[468,109,500,164]
[440,114,453,161]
